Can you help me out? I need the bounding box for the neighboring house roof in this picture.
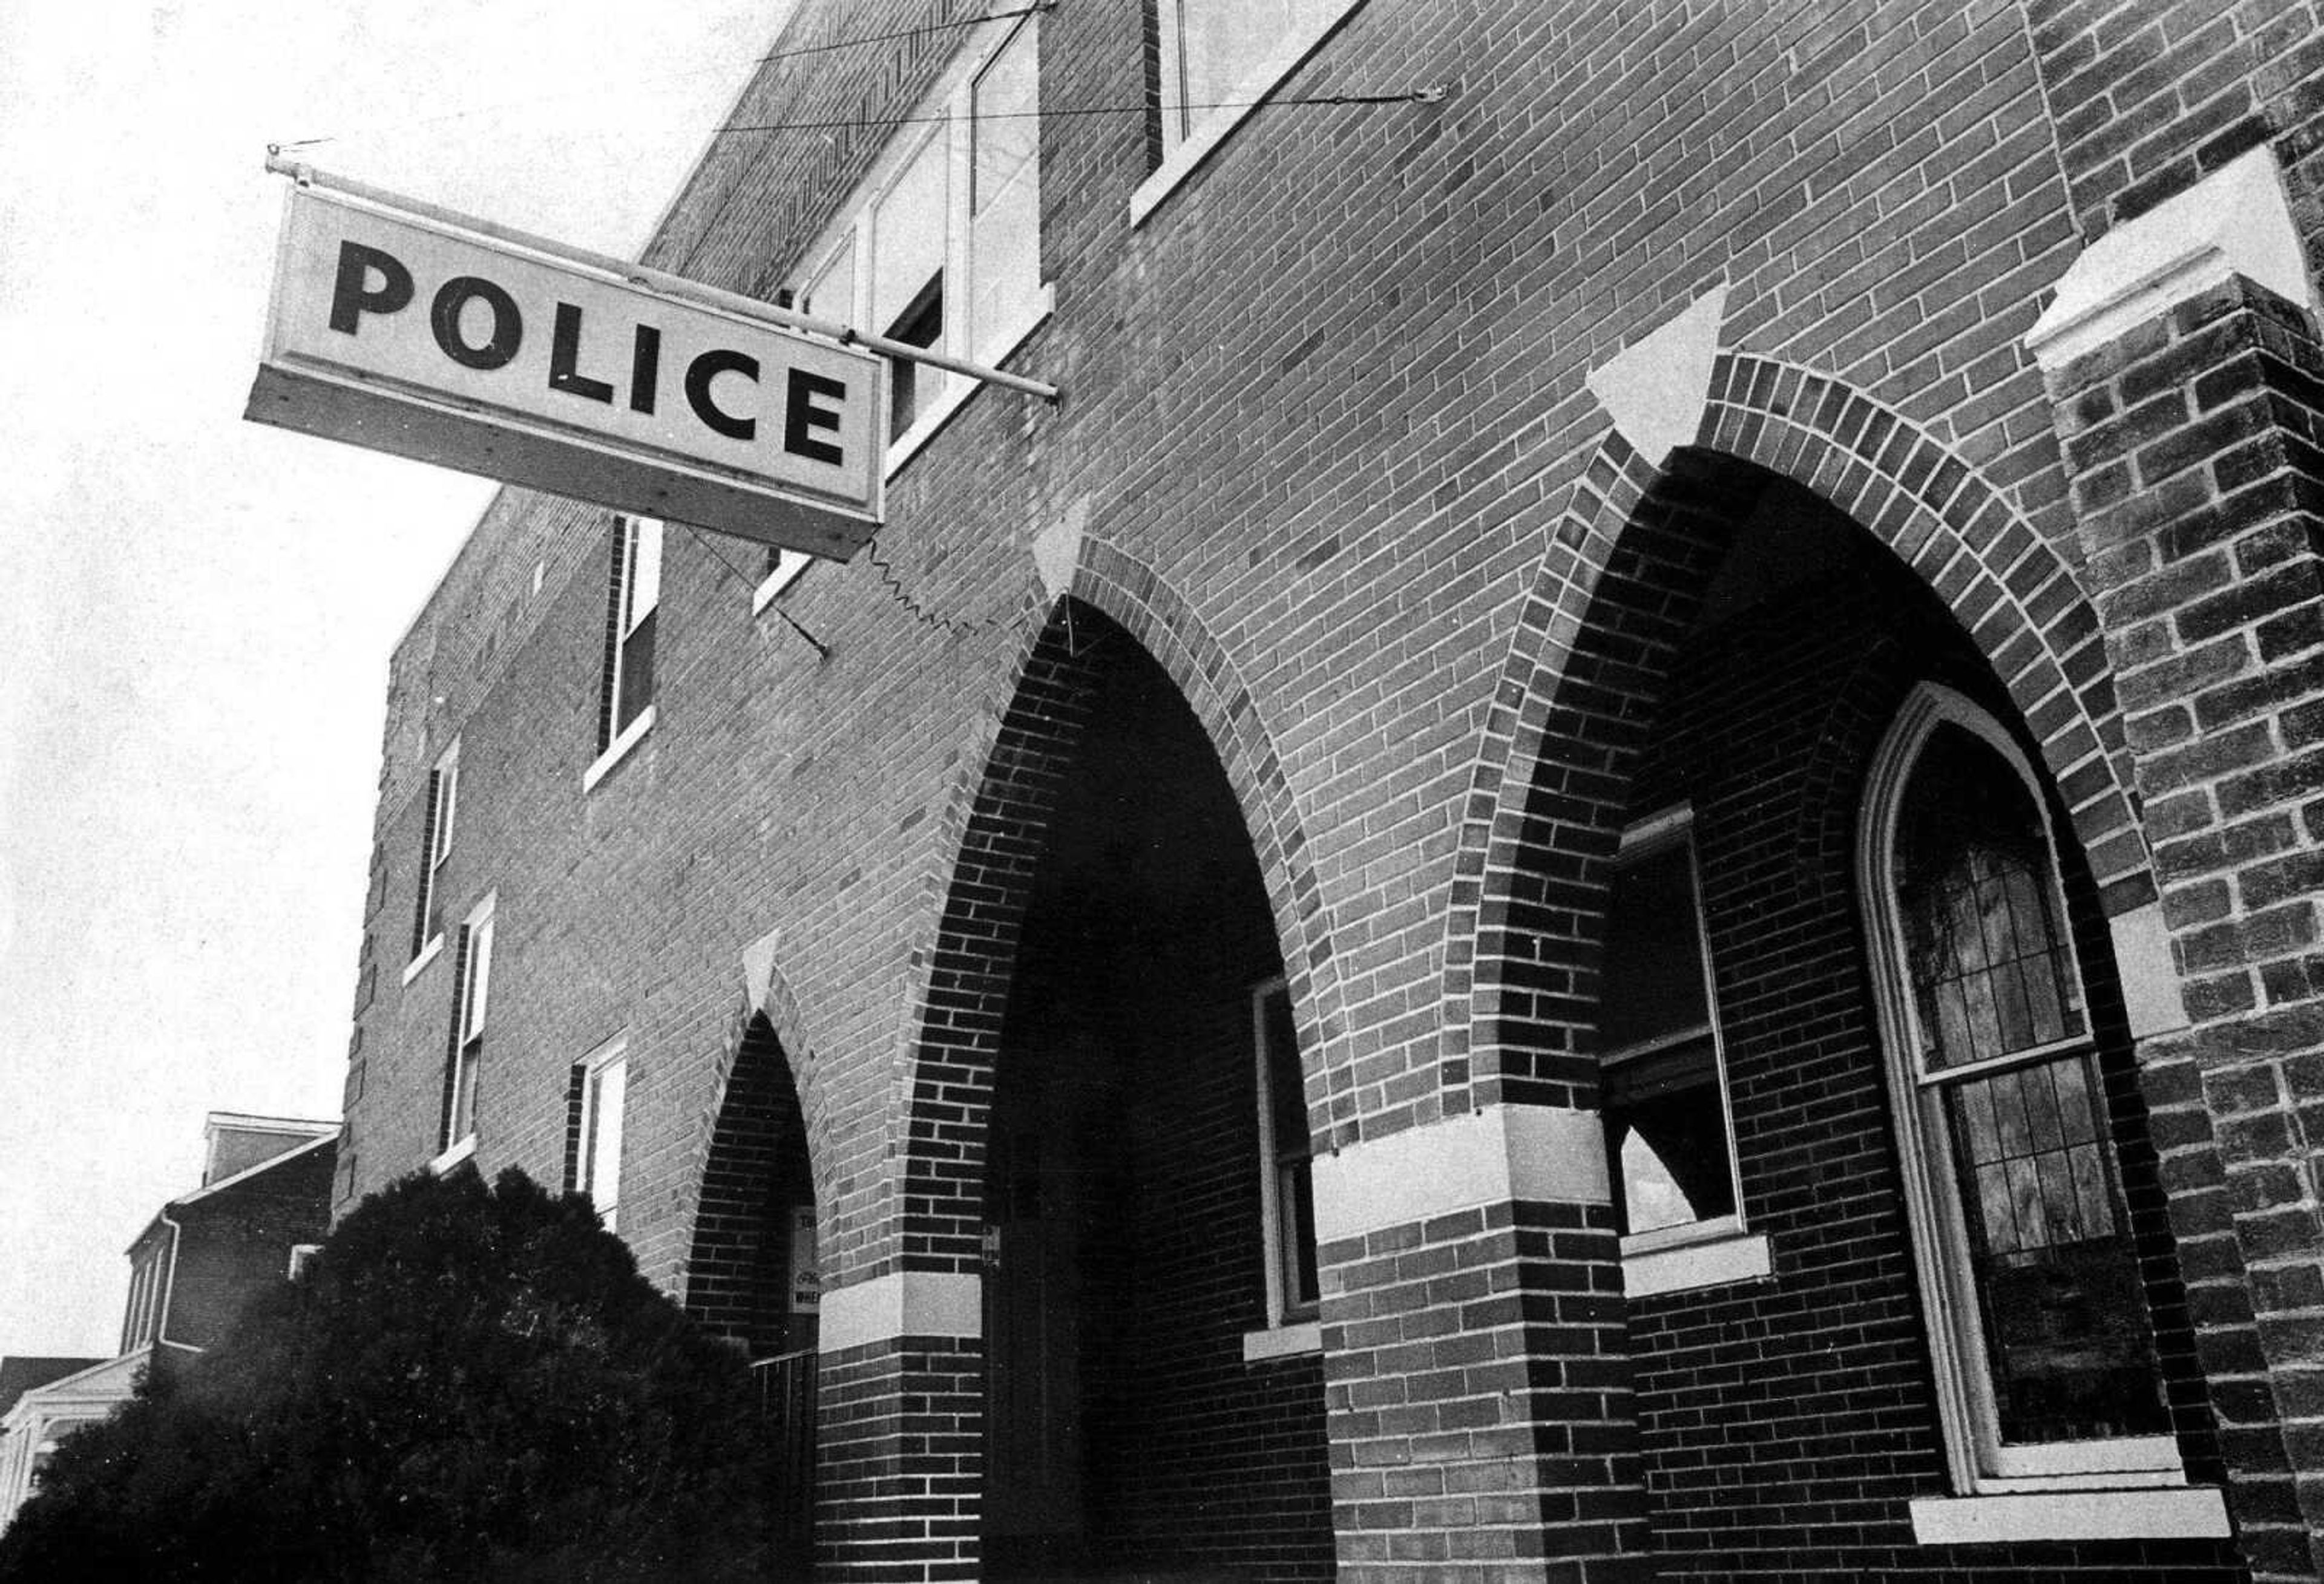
[0,1349,165,1436]
[123,1128,340,1255]
[0,1360,103,1422]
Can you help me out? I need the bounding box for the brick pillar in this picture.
[2037,247,2324,1574]
[815,1275,982,1582]
[1315,1107,1653,1583]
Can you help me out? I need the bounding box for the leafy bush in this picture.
[0,1167,776,1582]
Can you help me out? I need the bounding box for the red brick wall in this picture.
[1615,493,2239,1576]
[333,0,2324,1575]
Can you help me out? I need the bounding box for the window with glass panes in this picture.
[576,1044,628,1230]
[1253,978,1318,1320]
[444,900,493,1151]
[1863,686,2175,1488]
[599,517,660,753]
[1598,813,1741,1243]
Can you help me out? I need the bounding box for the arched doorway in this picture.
[980,609,1333,1583]
[683,1014,819,1575]
[1480,457,2234,1574]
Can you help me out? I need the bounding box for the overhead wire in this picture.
[718,88,1444,137]
[680,526,833,660]
[271,2,1057,151]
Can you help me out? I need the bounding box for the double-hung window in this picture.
[1861,685,2190,1516]
[589,516,660,784]
[409,741,458,970]
[783,15,1046,466]
[441,894,494,1160]
[573,1041,629,1231]
[1252,978,1318,1330]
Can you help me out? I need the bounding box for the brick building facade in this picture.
[340,2,2324,1578]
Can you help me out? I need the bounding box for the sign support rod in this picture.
[261,154,1062,404]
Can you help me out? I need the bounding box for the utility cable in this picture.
[718,86,1445,137]
[863,532,1011,640]
[269,3,1056,152]
[681,525,833,660]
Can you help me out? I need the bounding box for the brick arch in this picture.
[1440,360,2156,1119]
[889,543,1339,1272]
[679,1009,818,1359]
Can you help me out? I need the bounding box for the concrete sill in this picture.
[402,934,443,986]
[582,707,654,793]
[1622,1228,1771,1298]
[1241,1320,1322,1363]
[1909,1486,2228,1543]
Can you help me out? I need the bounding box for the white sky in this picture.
[0,2,784,1357]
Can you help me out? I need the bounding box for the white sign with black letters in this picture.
[246,182,884,557]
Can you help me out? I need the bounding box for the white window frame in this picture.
[1243,975,1322,1361]
[752,547,812,614]
[1602,807,1769,1298]
[575,1039,629,1231]
[1135,0,1369,225]
[585,517,660,790]
[780,13,1052,476]
[438,892,495,1163]
[405,739,459,981]
[1859,683,2195,1511]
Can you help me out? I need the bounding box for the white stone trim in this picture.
[2027,145,2317,370]
[2107,902,2188,1038]
[1240,1320,1322,1363]
[740,925,783,1017]
[1311,1105,1609,1246]
[582,704,654,793]
[1908,1486,2229,1544]
[818,1271,982,1352]
[1584,286,1730,467]
[1623,1228,1771,1298]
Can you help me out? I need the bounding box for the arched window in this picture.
[1859,685,2178,1493]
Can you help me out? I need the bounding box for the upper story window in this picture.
[1252,978,1318,1324]
[588,516,660,785]
[442,894,495,1157]
[1860,685,2176,1494]
[1600,808,1742,1249]
[784,15,1047,465]
[573,1041,629,1231]
[409,740,458,966]
[1139,0,1362,221]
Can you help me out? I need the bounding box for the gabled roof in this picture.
[0,1358,103,1419]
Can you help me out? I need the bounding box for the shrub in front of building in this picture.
[0,1166,776,1583]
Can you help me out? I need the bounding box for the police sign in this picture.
[246,178,884,557]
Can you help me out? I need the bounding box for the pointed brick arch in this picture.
[1440,359,2157,1120]
[681,1009,818,1359]
[889,542,1340,1272]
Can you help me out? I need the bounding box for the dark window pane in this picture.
[617,610,656,732]
[1946,1055,2166,1443]
[1602,842,1710,1050]
[1896,724,2086,1069]
[1603,1036,1732,1235]
[886,276,945,440]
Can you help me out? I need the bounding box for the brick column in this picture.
[1315,1107,1653,1583]
[2030,148,2324,1580]
[815,1274,982,1582]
